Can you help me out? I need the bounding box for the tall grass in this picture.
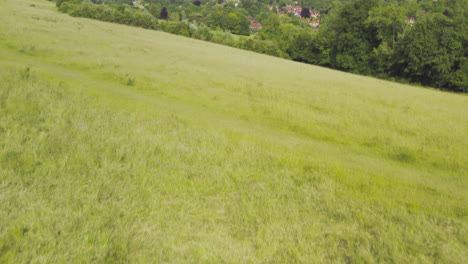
[0,0,467,262]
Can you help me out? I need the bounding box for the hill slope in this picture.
[0,0,467,262]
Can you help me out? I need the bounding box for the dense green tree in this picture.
[365,2,406,74]
[258,13,280,40]
[327,0,379,73]
[132,11,155,28]
[289,30,330,65]
[300,7,311,18]
[147,4,161,18]
[211,8,250,35]
[160,7,168,19]
[239,0,267,17]
[366,3,406,50]
[393,13,464,88]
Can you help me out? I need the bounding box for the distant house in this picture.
[405,17,415,24]
[277,6,320,18]
[284,5,302,17]
[249,16,262,30]
[131,1,144,9]
[309,19,320,28]
[250,22,262,30]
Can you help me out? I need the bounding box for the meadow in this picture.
[0,0,467,262]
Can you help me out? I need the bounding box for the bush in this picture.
[160,21,190,37]
[132,11,156,29]
[189,23,213,41]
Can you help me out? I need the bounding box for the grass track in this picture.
[0,0,467,263]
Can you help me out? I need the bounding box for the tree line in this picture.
[55,0,468,92]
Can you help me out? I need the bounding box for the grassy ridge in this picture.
[0,0,467,262]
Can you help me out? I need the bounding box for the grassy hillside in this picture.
[0,0,467,262]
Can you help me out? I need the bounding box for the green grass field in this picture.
[0,0,467,262]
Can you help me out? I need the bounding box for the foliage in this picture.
[393,13,464,89]
[160,7,168,19]
[210,7,250,36]
[300,7,310,18]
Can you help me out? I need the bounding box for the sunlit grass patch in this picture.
[0,0,467,263]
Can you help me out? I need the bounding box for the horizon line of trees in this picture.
[55,0,467,92]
